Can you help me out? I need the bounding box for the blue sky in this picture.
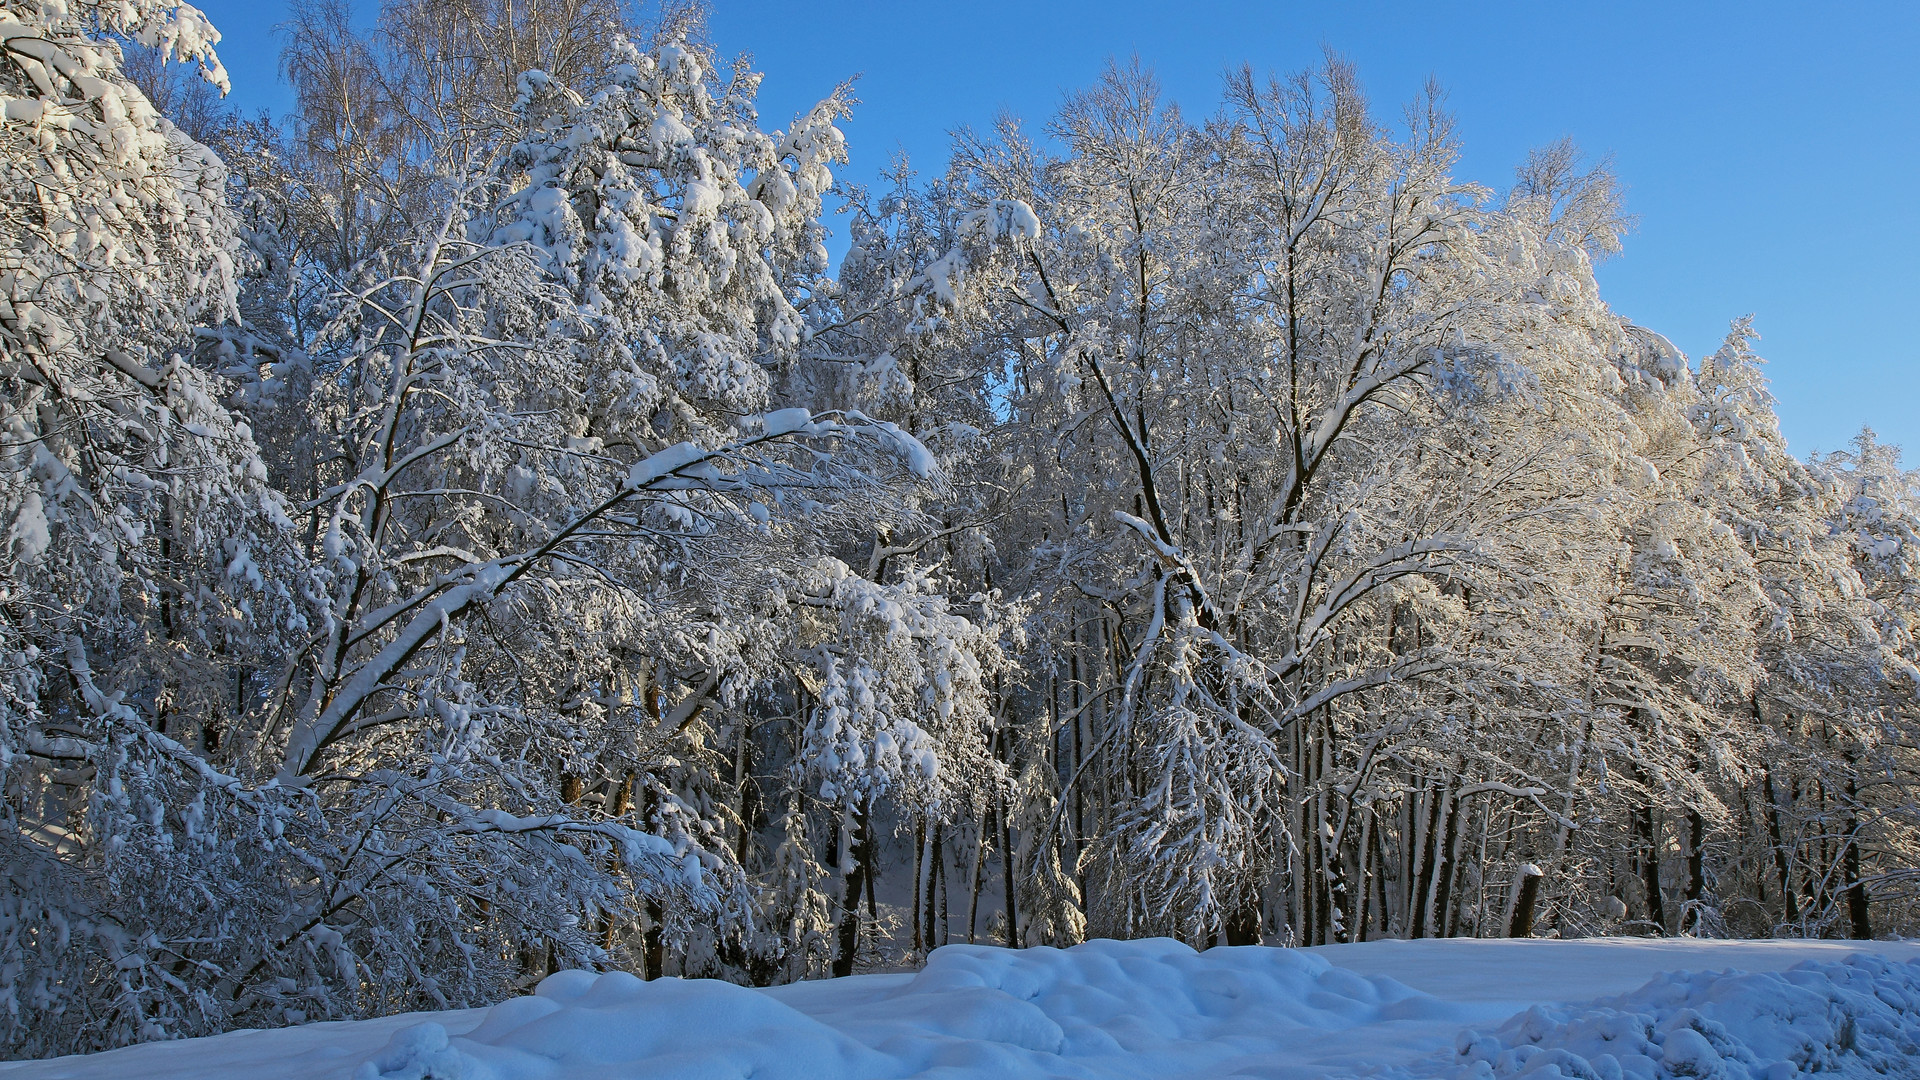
[194,0,1920,458]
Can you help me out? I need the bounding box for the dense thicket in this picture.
[4,0,1916,1059]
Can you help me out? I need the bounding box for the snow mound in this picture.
[352,969,889,1080]
[826,937,1449,1073]
[1385,953,1920,1080]
[352,937,1443,1079]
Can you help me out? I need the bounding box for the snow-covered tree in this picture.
[9,5,1920,1063]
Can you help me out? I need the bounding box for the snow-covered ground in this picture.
[4,938,1918,1080]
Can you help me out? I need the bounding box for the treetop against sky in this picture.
[191,0,1920,459]
[198,0,1920,455]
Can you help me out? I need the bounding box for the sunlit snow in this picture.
[4,938,1916,1080]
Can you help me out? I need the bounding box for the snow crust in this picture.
[7,938,1920,1080]
[1388,952,1920,1080]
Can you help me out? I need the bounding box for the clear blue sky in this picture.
[194,0,1920,458]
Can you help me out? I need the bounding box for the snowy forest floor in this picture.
[4,938,1919,1080]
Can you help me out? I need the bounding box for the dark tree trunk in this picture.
[734,724,757,866]
[967,819,984,944]
[913,818,926,953]
[1420,788,1457,938]
[931,823,948,949]
[1763,768,1799,925]
[639,781,666,978]
[832,807,870,978]
[644,908,666,980]
[1844,776,1872,940]
[1634,803,1665,934]
[1363,808,1388,942]
[1509,865,1544,938]
[998,755,1019,946]
[1809,780,1834,918]
[864,808,880,921]
[1410,783,1443,939]
[1684,810,1705,933]
[1349,810,1372,944]
[1431,794,1463,938]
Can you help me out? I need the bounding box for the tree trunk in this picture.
[604,774,633,955]
[930,822,948,949]
[1372,817,1391,940]
[1508,864,1544,938]
[1634,803,1665,934]
[640,781,666,979]
[832,806,869,978]
[913,818,927,953]
[1809,780,1834,919]
[999,755,1019,946]
[864,808,880,922]
[1290,720,1310,943]
[1763,768,1799,926]
[1351,808,1374,944]
[1684,809,1705,934]
[1429,792,1462,938]
[734,722,756,866]
[1312,714,1334,945]
[967,818,985,944]
[1406,784,1432,938]
[832,856,864,979]
[1843,775,1872,940]
[1414,782,1448,938]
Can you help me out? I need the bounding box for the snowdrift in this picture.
[355,937,1451,1079]
[353,939,1920,1080]
[5,938,1920,1080]
[1387,953,1920,1080]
